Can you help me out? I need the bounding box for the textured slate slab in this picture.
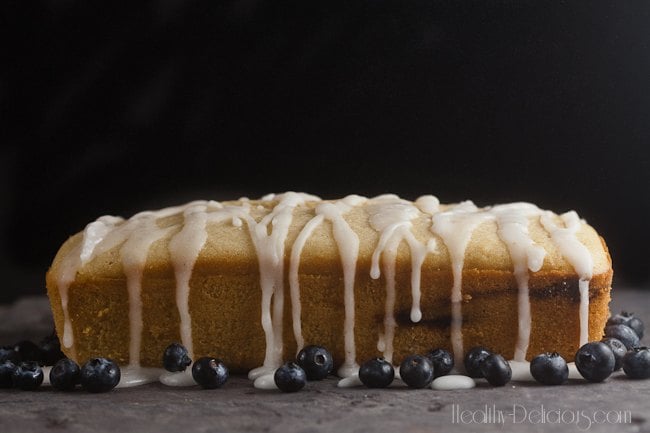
[0,289,649,433]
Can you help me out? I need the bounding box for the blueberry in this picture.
[600,338,627,371]
[464,346,492,378]
[607,311,644,339]
[50,358,81,391]
[163,343,192,372]
[191,357,229,389]
[39,332,65,366]
[575,342,615,382]
[627,318,645,340]
[606,311,631,327]
[530,352,568,385]
[12,361,44,390]
[359,357,395,388]
[80,358,121,392]
[296,345,333,380]
[0,360,17,388]
[425,348,454,378]
[13,340,43,364]
[399,355,434,388]
[0,346,20,364]
[604,325,640,349]
[622,347,650,379]
[274,362,307,392]
[480,354,511,386]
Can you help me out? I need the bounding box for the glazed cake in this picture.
[45,193,612,379]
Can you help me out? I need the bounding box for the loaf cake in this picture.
[45,193,613,377]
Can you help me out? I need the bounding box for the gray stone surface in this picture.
[1,289,649,433]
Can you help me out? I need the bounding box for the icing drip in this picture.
[290,194,367,377]
[321,196,367,377]
[289,214,325,352]
[169,203,210,359]
[430,201,493,368]
[540,211,594,346]
[247,192,321,380]
[377,234,399,363]
[167,200,244,363]
[491,204,546,362]
[121,212,177,367]
[56,215,124,356]
[367,195,429,363]
[56,247,83,356]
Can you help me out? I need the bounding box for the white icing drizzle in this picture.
[430,201,493,368]
[247,192,321,380]
[121,211,178,367]
[540,211,594,346]
[491,204,546,362]
[169,203,210,359]
[289,194,367,378]
[289,214,325,353]
[375,234,399,363]
[56,246,83,357]
[367,195,429,363]
[56,215,124,356]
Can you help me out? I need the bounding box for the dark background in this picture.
[2,1,649,303]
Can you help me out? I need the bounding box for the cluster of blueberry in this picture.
[49,358,120,392]
[0,334,121,392]
[465,310,649,386]
[163,343,228,389]
[163,343,336,391]
[272,345,335,392]
[463,347,512,385]
[358,349,453,389]
[575,311,649,382]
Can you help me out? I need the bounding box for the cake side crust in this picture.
[47,266,612,371]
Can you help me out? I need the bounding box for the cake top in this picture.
[52,192,611,282]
